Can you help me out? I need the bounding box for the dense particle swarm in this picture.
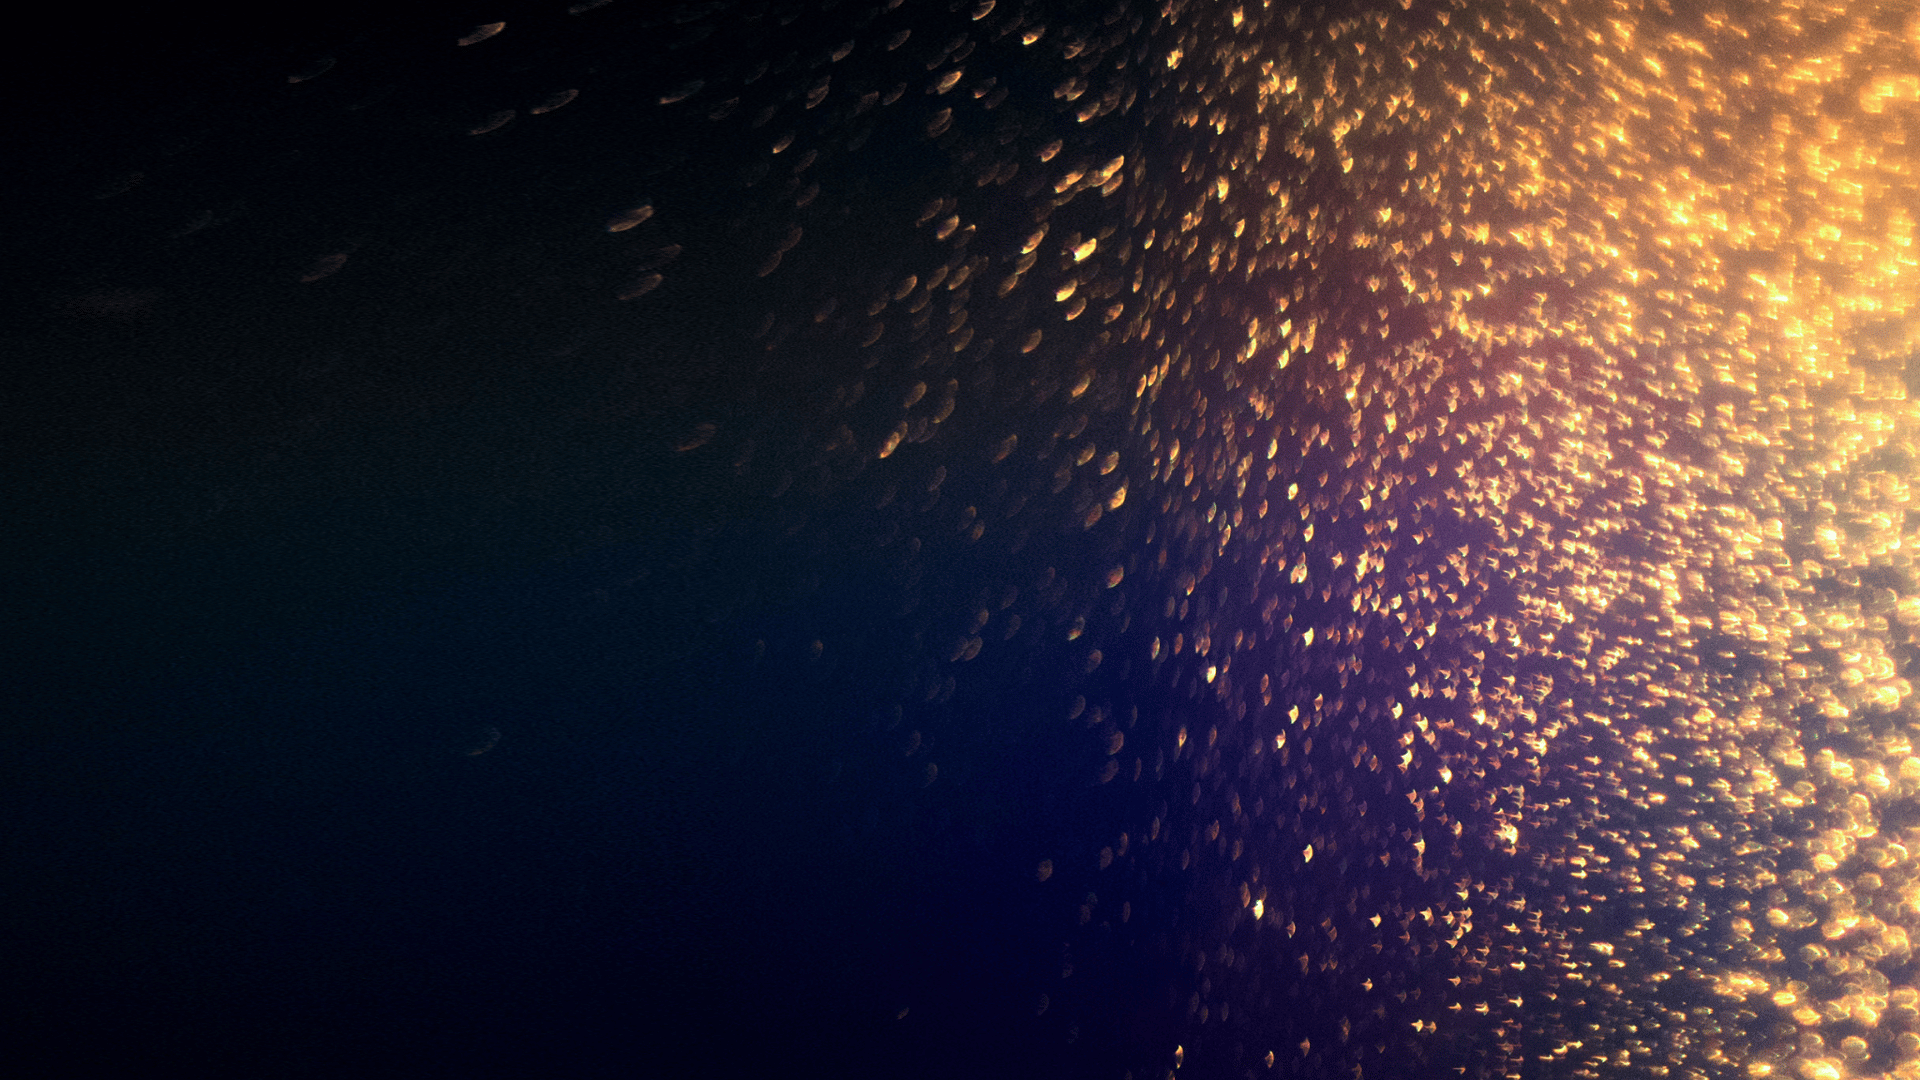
[58,0,1920,1076]
[708,1,1920,1076]
[653,1,1920,1074]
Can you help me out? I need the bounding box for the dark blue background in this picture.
[4,1,1187,1075]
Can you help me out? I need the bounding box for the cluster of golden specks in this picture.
[612,0,1920,1076]
[835,0,1920,1077]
